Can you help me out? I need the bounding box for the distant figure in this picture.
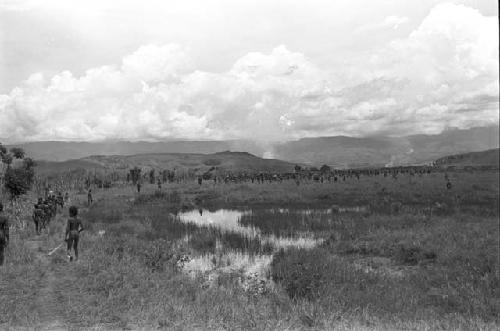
[40,200,50,230]
[198,176,202,186]
[199,208,203,216]
[0,202,10,266]
[157,178,162,190]
[446,181,452,190]
[137,182,142,193]
[64,192,70,204]
[65,206,84,262]
[56,192,64,209]
[87,189,93,206]
[33,198,44,235]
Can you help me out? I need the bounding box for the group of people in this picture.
[0,190,84,267]
[32,193,62,235]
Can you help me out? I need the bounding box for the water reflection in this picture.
[177,209,256,237]
[177,208,321,249]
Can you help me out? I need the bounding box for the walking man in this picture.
[0,202,10,266]
[65,206,84,262]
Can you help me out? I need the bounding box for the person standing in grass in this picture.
[65,206,84,262]
[87,189,93,206]
[0,202,10,266]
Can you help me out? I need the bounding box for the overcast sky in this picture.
[0,0,498,142]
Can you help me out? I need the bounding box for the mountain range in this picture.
[7,126,499,168]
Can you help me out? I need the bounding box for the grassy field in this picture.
[0,170,499,330]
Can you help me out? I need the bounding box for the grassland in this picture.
[0,169,498,330]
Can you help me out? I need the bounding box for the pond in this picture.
[164,206,364,281]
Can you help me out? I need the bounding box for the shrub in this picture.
[4,166,35,199]
[203,158,221,166]
[82,200,123,224]
[395,244,437,265]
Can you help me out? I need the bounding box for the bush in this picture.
[203,158,221,166]
[4,166,35,199]
[395,244,437,265]
[82,200,123,224]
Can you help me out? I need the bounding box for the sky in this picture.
[0,0,498,142]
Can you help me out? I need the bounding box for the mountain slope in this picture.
[273,126,499,167]
[11,140,266,162]
[434,148,499,167]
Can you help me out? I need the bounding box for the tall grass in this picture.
[1,170,499,330]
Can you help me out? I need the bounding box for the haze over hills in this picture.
[273,126,500,167]
[9,126,499,168]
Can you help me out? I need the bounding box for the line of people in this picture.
[0,192,84,266]
[32,192,64,235]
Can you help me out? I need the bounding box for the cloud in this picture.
[355,15,410,32]
[0,3,498,142]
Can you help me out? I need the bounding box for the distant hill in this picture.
[10,126,499,168]
[11,140,266,162]
[272,126,499,168]
[434,148,499,168]
[35,151,296,175]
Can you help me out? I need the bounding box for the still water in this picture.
[176,208,322,249]
[175,208,335,278]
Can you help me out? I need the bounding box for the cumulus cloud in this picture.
[0,3,498,142]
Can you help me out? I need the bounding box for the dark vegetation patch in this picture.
[81,198,125,224]
[238,209,335,237]
[203,158,222,166]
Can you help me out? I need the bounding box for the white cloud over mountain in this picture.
[0,3,498,142]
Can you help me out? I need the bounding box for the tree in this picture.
[294,164,302,172]
[1,153,13,167]
[320,164,331,173]
[4,156,35,200]
[4,167,34,199]
[129,167,141,184]
[0,143,35,200]
[23,157,36,169]
[0,143,6,156]
[149,169,155,184]
[10,147,25,159]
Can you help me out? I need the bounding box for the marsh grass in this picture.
[0,170,499,330]
[238,208,335,237]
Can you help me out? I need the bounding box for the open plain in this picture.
[0,162,498,330]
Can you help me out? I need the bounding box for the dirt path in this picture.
[26,240,67,330]
[21,208,71,331]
